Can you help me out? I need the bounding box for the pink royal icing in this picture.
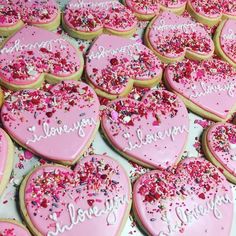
[64,0,137,33]
[1,81,100,163]
[0,25,83,88]
[0,221,30,236]
[133,158,233,236]
[0,0,59,27]
[0,129,8,181]
[86,34,163,96]
[165,58,236,120]
[125,0,187,16]
[206,122,236,177]
[101,89,189,168]
[220,19,236,64]
[188,0,236,19]
[147,11,214,60]
[22,155,131,236]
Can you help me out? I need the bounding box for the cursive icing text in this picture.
[47,194,128,236]
[26,118,97,145]
[152,19,196,33]
[0,38,66,55]
[123,125,188,152]
[190,81,236,99]
[88,43,141,60]
[158,193,232,236]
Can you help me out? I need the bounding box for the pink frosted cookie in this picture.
[0,128,14,195]
[101,89,189,168]
[145,11,214,63]
[1,81,100,165]
[0,0,60,36]
[0,25,84,91]
[0,219,31,236]
[62,0,137,40]
[20,154,131,236]
[133,157,233,236]
[214,19,236,68]
[188,0,236,27]
[203,122,236,184]
[124,0,187,20]
[164,58,236,121]
[86,34,163,99]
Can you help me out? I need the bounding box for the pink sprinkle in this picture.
[0,16,5,24]
[196,69,205,78]
[194,119,211,128]
[111,110,118,121]
[24,150,34,160]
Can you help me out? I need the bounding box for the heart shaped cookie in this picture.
[145,11,214,63]
[1,80,100,165]
[0,25,84,91]
[101,89,189,168]
[124,0,187,20]
[63,0,137,40]
[214,19,236,68]
[86,34,163,99]
[164,58,236,121]
[133,158,233,236]
[203,122,236,184]
[0,219,31,236]
[0,128,14,196]
[20,154,131,236]
[0,0,60,36]
[187,0,236,27]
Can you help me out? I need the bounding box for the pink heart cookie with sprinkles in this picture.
[86,34,163,99]
[124,0,187,21]
[0,128,14,195]
[101,89,189,169]
[145,11,214,63]
[0,128,14,196]
[1,80,100,165]
[133,157,233,236]
[188,0,236,27]
[62,0,137,40]
[0,0,60,36]
[164,58,236,121]
[214,19,236,68]
[20,154,131,236]
[0,25,84,91]
[203,122,236,184]
[0,219,31,236]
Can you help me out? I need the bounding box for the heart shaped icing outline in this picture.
[133,157,233,236]
[0,219,31,235]
[187,0,236,27]
[62,0,137,40]
[164,58,236,122]
[0,128,14,196]
[19,154,132,236]
[202,122,236,184]
[1,80,100,165]
[145,11,215,64]
[0,25,84,91]
[85,34,163,99]
[214,19,236,68]
[123,0,187,21]
[101,89,189,169]
[0,0,61,36]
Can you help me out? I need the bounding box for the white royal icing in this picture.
[88,43,141,60]
[26,118,97,145]
[123,125,188,152]
[47,194,128,236]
